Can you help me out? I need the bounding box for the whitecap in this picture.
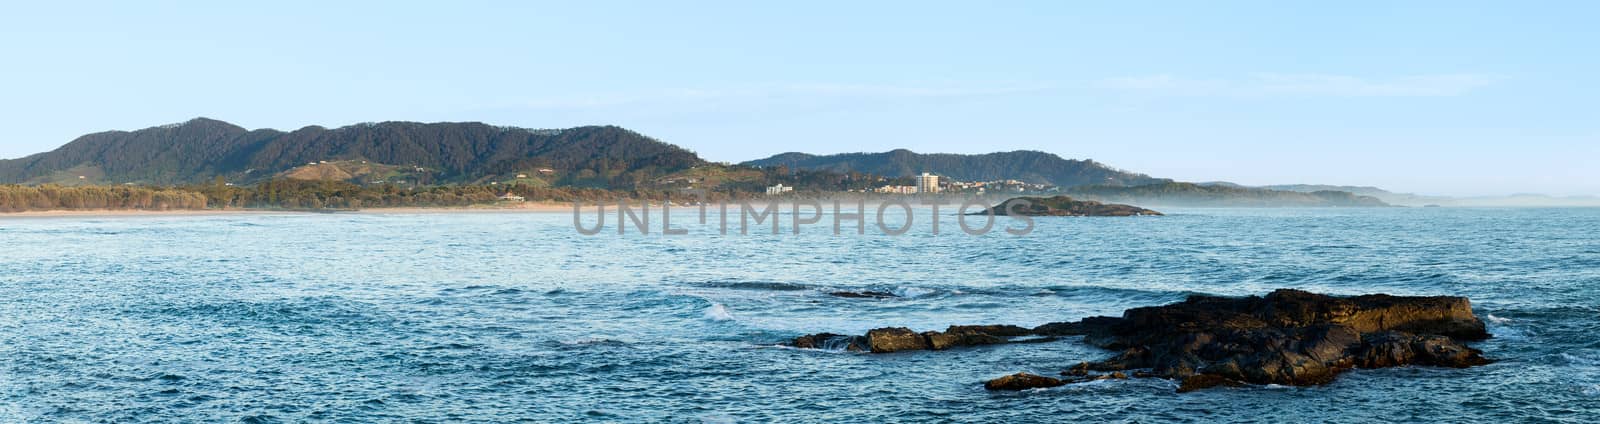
[704,303,734,321]
[1559,352,1599,366]
[893,287,936,298]
[1486,314,1512,324]
[560,337,627,346]
[766,344,853,354]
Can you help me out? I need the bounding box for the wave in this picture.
[703,303,735,321]
[892,286,936,298]
[558,337,629,346]
[147,296,388,328]
[1558,352,1600,367]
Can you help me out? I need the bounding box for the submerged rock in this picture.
[984,373,1065,391]
[828,290,899,299]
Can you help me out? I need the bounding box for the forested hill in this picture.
[742,149,1168,187]
[0,118,706,186]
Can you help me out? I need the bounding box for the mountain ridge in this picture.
[0,118,705,186]
[742,149,1168,188]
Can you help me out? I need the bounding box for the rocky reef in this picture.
[788,289,1492,392]
[976,195,1161,217]
[792,325,1047,353]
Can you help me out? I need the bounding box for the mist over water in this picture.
[2,208,1598,421]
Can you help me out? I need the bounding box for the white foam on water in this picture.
[1559,352,1599,366]
[765,344,859,354]
[561,337,626,346]
[1486,314,1512,324]
[704,303,734,321]
[894,287,936,298]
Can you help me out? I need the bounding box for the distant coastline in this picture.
[0,201,574,218]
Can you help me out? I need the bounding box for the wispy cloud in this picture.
[514,82,1052,110]
[1098,73,1498,97]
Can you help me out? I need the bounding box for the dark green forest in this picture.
[0,119,705,186]
[743,149,1170,187]
[0,119,1393,212]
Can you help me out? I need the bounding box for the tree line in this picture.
[0,185,209,212]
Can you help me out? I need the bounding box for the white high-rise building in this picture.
[916,172,940,194]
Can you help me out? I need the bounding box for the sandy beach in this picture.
[348,201,573,214]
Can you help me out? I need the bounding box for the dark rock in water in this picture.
[973,195,1161,217]
[946,325,1034,337]
[1177,374,1244,392]
[828,290,899,299]
[791,332,866,352]
[790,324,1048,353]
[790,289,1494,392]
[1033,316,1122,338]
[866,327,930,353]
[987,370,1127,391]
[926,331,1006,351]
[1024,289,1492,391]
[1354,332,1491,369]
[984,373,1066,391]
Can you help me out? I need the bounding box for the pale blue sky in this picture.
[1,1,1595,196]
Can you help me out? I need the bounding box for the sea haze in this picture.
[1,208,1597,421]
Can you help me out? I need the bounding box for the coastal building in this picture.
[875,185,918,194]
[917,173,940,194]
[497,192,525,202]
[766,184,794,195]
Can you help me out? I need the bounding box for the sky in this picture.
[1,1,1596,196]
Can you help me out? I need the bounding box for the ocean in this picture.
[2,208,1597,422]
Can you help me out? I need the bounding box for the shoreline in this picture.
[349,201,572,214]
[0,201,575,218]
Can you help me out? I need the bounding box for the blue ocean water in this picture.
[1,208,1597,422]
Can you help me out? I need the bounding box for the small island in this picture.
[975,195,1161,217]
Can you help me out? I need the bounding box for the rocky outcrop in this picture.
[790,325,1056,354]
[1006,289,1492,391]
[865,327,930,353]
[788,289,1493,392]
[984,373,1066,390]
[791,332,866,352]
[984,370,1131,391]
[975,196,1161,217]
